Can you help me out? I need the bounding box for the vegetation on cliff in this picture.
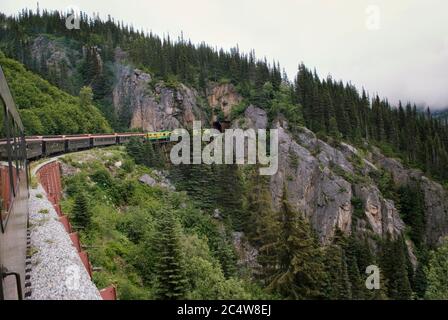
[60,147,267,299]
[0,50,111,135]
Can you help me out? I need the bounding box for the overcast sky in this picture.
[2,0,448,109]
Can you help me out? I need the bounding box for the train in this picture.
[0,131,173,162]
[0,63,174,299]
[0,130,173,299]
[1,66,28,300]
[22,133,145,160]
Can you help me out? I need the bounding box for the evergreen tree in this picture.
[259,187,325,299]
[323,244,352,299]
[414,260,428,299]
[153,210,188,300]
[72,192,91,228]
[79,86,93,108]
[398,185,425,247]
[425,238,448,299]
[381,236,413,299]
[328,117,340,139]
[126,137,164,168]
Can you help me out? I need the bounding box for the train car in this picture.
[43,138,66,156]
[0,139,8,160]
[91,134,117,147]
[146,130,171,141]
[66,136,91,152]
[117,133,145,144]
[0,66,28,300]
[25,139,43,160]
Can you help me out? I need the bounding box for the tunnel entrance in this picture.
[213,121,222,132]
[212,120,230,133]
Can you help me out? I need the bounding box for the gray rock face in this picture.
[243,105,268,130]
[138,174,157,187]
[353,185,404,237]
[31,35,81,74]
[234,106,406,244]
[207,83,243,121]
[270,124,353,243]
[419,177,448,245]
[296,127,354,174]
[112,50,205,131]
[373,149,448,245]
[232,232,260,271]
[30,35,83,95]
[373,150,422,185]
[138,172,175,191]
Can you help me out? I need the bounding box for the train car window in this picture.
[0,103,12,222]
[9,117,19,191]
[14,123,22,171]
[18,132,26,170]
[18,132,24,174]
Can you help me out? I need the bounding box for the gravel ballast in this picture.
[27,184,102,300]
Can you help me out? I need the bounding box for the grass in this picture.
[30,175,38,189]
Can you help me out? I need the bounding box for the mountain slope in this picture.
[0,51,111,135]
[1,10,447,181]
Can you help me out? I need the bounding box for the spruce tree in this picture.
[398,185,425,247]
[249,168,280,276]
[260,187,325,299]
[153,210,187,300]
[424,238,448,299]
[381,236,413,299]
[344,235,366,299]
[323,244,352,299]
[72,192,91,229]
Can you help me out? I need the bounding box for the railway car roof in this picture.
[65,136,90,140]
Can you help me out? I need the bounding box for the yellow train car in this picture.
[146,131,172,141]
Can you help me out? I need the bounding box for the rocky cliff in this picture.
[235,105,448,248]
[268,108,401,243]
[207,82,242,121]
[112,49,207,131]
[373,150,448,245]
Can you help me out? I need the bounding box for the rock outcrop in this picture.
[29,35,84,95]
[373,148,448,245]
[113,70,201,131]
[420,177,448,245]
[31,35,81,75]
[270,124,354,243]
[353,185,405,236]
[234,106,407,244]
[138,171,175,191]
[112,50,206,131]
[207,83,242,121]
